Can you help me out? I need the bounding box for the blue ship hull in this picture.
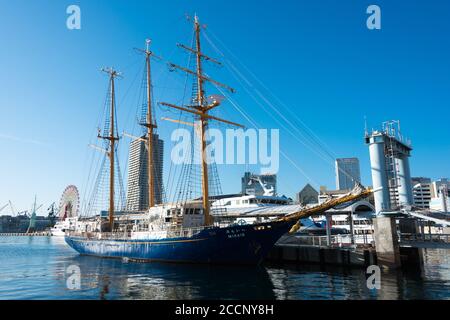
[65,221,292,265]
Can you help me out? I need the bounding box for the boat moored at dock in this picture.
[65,15,372,265]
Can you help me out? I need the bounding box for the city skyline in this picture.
[1,0,450,213]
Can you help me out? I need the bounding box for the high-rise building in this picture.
[411,177,432,209]
[241,172,277,196]
[335,158,361,190]
[126,134,164,211]
[296,184,319,205]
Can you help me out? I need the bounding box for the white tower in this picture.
[365,121,413,213]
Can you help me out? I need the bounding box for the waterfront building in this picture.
[126,134,164,211]
[429,178,450,213]
[335,158,361,190]
[312,200,376,244]
[431,178,450,198]
[411,177,432,209]
[0,215,53,233]
[430,197,449,213]
[296,183,319,205]
[241,172,277,196]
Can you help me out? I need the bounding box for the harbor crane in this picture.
[8,201,16,216]
[26,196,43,233]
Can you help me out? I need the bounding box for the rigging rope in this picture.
[203,29,359,187]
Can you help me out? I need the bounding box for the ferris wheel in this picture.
[58,185,80,220]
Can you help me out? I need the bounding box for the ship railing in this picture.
[166,226,210,238]
[66,226,210,240]
[65,231,121,239]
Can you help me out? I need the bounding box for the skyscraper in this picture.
[335,158,361,190]
[126,134,164,211]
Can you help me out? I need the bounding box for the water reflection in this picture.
[65,255,276,300]
[264,261,447,300]
[0,236,448,300]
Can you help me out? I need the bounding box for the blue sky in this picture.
[1,0,449,214]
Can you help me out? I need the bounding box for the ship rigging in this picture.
[160,15,244,226]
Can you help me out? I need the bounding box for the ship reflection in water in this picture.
[70,254,277,300]
[0,236,448,300]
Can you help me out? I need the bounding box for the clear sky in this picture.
[1,0,449,215]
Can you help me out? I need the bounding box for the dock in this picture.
[267,232,449,268]
[0,232,51,237]
[267,235,377,268]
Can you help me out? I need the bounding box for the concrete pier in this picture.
[373,216,401,269]
[266,243,377,268]
[398,217,424,271]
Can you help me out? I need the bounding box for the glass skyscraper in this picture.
[126,134,164,211]
[335,158,361,190]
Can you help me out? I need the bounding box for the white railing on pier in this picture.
[398,233,450,243]
[277,233,450,248]
[277,234,374,247]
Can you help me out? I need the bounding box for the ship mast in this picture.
[99,67,121,231]
[161,15,243,226]
[194,16,210,224]
[136,39,160,209]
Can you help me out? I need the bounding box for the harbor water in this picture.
[0,236,448,300]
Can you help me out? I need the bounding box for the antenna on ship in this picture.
[99,67,121,231]
[160,14,243,226]
[134,39,162,209]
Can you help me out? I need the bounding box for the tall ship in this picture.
[65,15,371,264]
